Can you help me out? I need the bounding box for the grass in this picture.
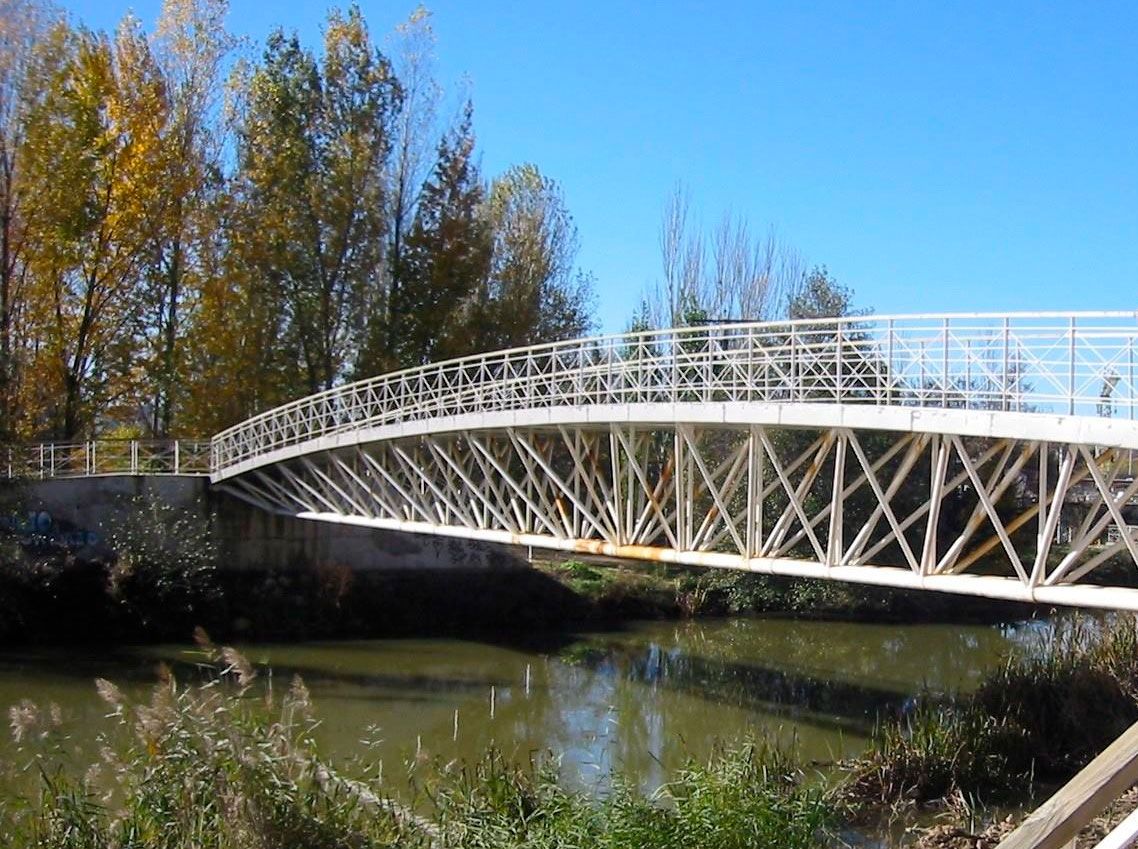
[973,615,1138,774]
[538,558,1033,624]
[842,700,1030,809]
[422,740,830,849]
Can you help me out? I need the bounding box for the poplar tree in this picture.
[390,103,490,366]
[232,5,399,395]
[0,0,52,439]
[473,163,593,351]
[355,5,440,377]
[137,0,233,436]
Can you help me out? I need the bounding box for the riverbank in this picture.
[0,542,1039,645]
[3,616,1138,847]
[539,557,1039,623]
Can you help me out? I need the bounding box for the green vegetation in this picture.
[5,616,1138,846]
[844,615,1138,809]
[540,559,1032,624]
[423,741,829,849]
[1,641,830,849]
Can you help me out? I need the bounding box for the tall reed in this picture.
[2,637,419,848]
[2,641,830,849]
[845,614,1138,809]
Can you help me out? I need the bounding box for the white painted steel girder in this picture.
[219,420,1138,611]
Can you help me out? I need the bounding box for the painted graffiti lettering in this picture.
[0,510,99,549]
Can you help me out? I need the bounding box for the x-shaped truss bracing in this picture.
[220,424,1138,610]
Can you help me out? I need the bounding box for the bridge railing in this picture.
[1,440,211,479]
[211,311,1138,475]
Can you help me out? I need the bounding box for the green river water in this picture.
[0,615,1054,797]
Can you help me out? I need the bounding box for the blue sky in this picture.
[63,0,1138,332]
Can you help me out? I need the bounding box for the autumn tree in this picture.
[0,0,53,438]
[20,19,168,437]
[461,163,593,351]
[181,200,293,434]
[232,6,399,396]
[135,0,234,437]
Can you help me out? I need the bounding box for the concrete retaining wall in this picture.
[2,476,526,572]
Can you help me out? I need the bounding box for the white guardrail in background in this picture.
[0,440,211,478]
[212,311,1138,474]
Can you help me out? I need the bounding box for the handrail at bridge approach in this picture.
[1,439,211,479]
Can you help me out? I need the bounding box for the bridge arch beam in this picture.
[219,416,1138,610]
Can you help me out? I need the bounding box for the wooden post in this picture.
[996,720,1138,849]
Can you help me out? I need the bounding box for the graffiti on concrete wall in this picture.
[0,510,99,551]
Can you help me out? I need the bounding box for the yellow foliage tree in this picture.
[0,0,53,439]
[20,18,168,437]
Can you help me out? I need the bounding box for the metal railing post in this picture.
[747,327,755,402]
[942,318,950,407]
[919,341,927,405]
[886,319,894,405]
[1003,316,1011,413]
[1130,336,1135,421]
[704,331,713,403]
[966,340,973,408]
[790,330,798,402]
[1069,316,1077,415]
[174,440,180,474]
[835,321,843,402]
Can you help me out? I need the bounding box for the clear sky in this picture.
[60,0,1138,333]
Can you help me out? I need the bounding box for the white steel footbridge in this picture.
[11,311,1138,610]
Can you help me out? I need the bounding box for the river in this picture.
[0,615,1054,797]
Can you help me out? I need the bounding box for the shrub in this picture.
[845,614,1138,810]
[843,700,1030,806]
[973,614,1138,776]
[102,494,220,636]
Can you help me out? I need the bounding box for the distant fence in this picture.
[0,440,211,479]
